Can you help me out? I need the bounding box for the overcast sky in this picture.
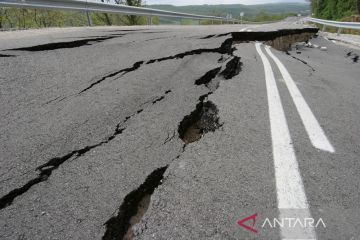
[145,0,307,5]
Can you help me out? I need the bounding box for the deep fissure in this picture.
[232,28,319,51]
[102,166,168,240]
[195,67,222,86]
[178,99,222,145]
[220,56,242,79]
[0,54,15,57]
[8,36,120,52]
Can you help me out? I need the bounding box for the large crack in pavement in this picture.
[194,67,222,87]
[0,28,320,238]
[116,29,320,239]
[77,38,233,94]
[102,43,244,240]
[0,54,15,58]
[0,90,172,210]
[219,56,243,79]
[102,166,168,240]
[7,35,124,52]
[77,28,318,95]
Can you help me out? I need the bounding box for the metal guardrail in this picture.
[0,0,241,24]
[306,17,360,30]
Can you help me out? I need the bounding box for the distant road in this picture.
[0,20,359,239]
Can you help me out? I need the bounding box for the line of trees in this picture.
[308,0,360,20]
[0,0,156,29]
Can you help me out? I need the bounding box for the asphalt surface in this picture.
[0,20,359,240]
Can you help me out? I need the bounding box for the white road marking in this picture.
[255,43,317,240]
[265,46,335,153]
[239,27,249,32]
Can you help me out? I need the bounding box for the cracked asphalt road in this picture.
[0,21,360,240]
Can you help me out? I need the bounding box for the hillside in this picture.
[147,3,311,18]
[309,0,359,20]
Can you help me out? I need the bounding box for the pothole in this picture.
[102,166,168,240]
[178,100,222,145]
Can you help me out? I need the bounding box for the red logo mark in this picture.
[237,213,258,233]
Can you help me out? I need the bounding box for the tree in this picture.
[115,0,145,25]
[308,0,359,20]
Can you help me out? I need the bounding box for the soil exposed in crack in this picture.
[178,100,222,145]
[102,166,168,240]
[232,28,319,51]
[8,36,118,52]
[0,90,171,210]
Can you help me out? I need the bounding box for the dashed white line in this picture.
[255,42,317,240]
[265,46,335,153]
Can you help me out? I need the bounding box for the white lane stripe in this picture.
[240,27,249,32]
[255,43,316,240]
[265,46,335,153]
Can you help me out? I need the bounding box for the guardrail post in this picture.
[147,16,152,26]
[86,11,92,27]
[322,25,326,32]
[337,28,342,36]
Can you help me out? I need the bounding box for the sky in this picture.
[145,0,307,6]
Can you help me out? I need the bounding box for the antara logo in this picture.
[237,213,258,233]
[237,213,327,234]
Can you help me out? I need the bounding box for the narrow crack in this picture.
[200,34,216,39]
[145,38,234,64]
[286,52,315,71]
[163,129,176,145]
[79,61,144,94]
[0,90,171,210]
[102,166,168,240]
